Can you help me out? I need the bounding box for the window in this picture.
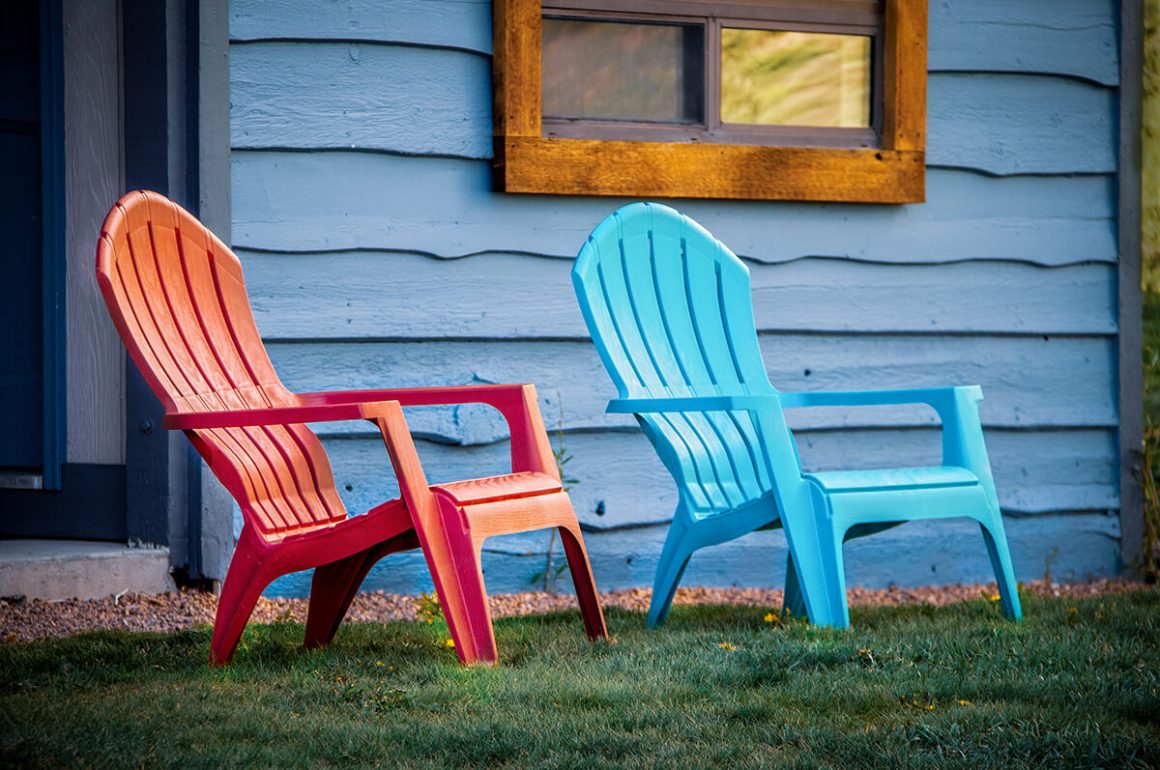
[493,0,926,202]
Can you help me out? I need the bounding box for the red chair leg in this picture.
[558,524,608,641]
[418,499,498,665]
[304,531,421,649]
[210,535,275,666]
[304,551,372,649]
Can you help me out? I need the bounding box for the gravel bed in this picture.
[0,578,1147,644]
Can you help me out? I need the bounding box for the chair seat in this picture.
[805,466,979,494]
[432,471,563,506]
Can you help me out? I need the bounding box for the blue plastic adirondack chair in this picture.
[571,202,1022,628]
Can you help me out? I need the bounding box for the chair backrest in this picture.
[573,202,792,513]
[96,190,347,537]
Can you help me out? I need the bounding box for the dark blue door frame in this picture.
[39,0,65,491]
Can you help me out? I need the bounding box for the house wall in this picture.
[63,0,124,468]
[227,0,1125,596]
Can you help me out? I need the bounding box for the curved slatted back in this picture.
[96,190,347,537]
[573,202,791,513]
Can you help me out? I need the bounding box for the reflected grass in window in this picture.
[721,28,871,128]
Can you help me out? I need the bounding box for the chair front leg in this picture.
[778,482,850,628]
[372,409,499,664]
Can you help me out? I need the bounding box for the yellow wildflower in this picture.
[443,638,456,650]
[958,699,972,706]
[718,642,737,651]
[763,612,777,623]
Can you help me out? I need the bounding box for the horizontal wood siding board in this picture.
[230,43,492,159]
[241,251,1116,338]
[265,335,1117,439]
[262,511,1121,597]
[317,429,1116,532]
[229,0,492,54]
[926,74,1115,175]
[928,0,1119,86]
[231,153,1116,264]
[229,0,1118,87]
[230,41,1114,176]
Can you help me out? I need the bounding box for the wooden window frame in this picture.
[493,0,926,203]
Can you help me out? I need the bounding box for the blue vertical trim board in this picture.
[122,0,175,547]
[184,0,204,579]
[38,0,65,491]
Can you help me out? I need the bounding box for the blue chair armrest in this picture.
[778,385,982,411]
[778,386,992,484]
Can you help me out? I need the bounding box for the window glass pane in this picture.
[721,28,871,128]
[542,18,704,124]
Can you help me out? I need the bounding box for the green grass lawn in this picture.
[2,591,1157,769]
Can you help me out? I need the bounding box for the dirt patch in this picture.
[0,578,1147,644]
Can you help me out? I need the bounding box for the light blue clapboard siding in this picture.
[242,252,1117,338]
[266,511,1122,598]
[232,42,1115,175]
[928,0,1119,86]
[318,429,1115,531]
[227,0,1126,595]
[229,0,1119,86]
[265,335,1117,438]
[230,43,492,158]
[926,74,1114,174]
[232,154,1117,265]
[230,0,493,54]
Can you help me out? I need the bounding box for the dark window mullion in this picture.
[705,16,720,132]
[871,27,884,141]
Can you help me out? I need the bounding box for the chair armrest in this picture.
[606,395,777,414]
[781,386,992,479]
[163,400,401,430]
[296,385,557,477]
[610,387,993,484]
[169,400,445,524]
[777,385,982,412]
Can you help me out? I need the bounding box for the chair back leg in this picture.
[304,531,422,649]
[978,519,1023,620]
[305,552,374,649]
[782,552,807,619]
[557,524,608,640]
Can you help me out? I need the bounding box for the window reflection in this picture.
[721,29,871,128]
[542,18,704,123]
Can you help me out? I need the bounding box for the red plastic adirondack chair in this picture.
[95,190,607,665]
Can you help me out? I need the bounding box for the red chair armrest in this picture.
[297,385,557,477]
[163,400,401,430]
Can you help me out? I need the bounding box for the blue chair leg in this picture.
[648,516,694,628]
[782,486,850,627]
[782,552,806,619]
[979,516,1022,620]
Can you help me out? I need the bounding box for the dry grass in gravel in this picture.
[0,578,1146,643]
